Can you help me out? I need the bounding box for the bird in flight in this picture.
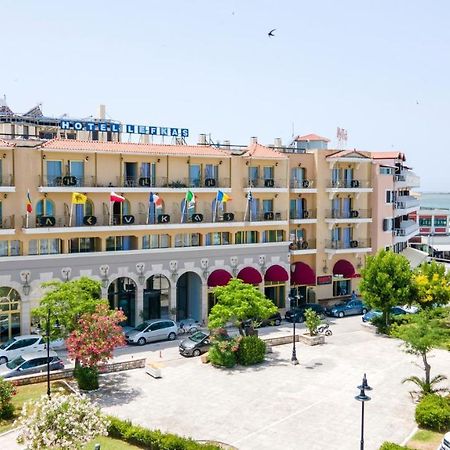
[268,29,276,37]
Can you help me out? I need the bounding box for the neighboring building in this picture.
[415,208,449,236]
[0,102,421,341]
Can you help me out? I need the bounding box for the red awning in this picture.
[333,259,356,279]
[265,264,289,282]
[207,269,232,288]
[291,262,316,285]
[237,267,263,285]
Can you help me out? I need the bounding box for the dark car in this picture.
[179,331,211,357]
[326,299,368,318]
[285,304,325,323]
[256,312,282,328]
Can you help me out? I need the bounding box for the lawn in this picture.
[84,436,141,449]
[407,429,444,450]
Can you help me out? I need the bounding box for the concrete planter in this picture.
[299,333,325,346]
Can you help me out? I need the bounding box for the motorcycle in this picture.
[317,322,333,336]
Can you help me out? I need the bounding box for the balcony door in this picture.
[69,161,84,186]
[344,168,353,187]
[189,164,201,187]
[124,162,138,186]
[46,161,62,186]
[248,167,259,187]
[204,164,218,185]
[263,166,274,181]
[291,167,305,187]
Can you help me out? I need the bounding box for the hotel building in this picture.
[0,102,420,341]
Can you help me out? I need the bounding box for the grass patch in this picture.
[407,428,444,450]
[84,436,141,449]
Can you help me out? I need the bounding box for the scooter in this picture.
[317,323,333,336]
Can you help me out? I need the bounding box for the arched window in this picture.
[75,199,94,226]
[36,199,55,217]
[0,287,21,342]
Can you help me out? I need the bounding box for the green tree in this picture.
[32,277,105,340]
[208,279,277,336]
[393,310,450,396]
[359,249,413,326]
[413,260,450,309]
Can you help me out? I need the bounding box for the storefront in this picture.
[332,259,356,297]
[264,265,289,308]
[207,269,232,313]
[290,262,316,305]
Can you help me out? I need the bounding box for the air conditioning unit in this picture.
[264,212,274,220]
[351,180,360,188]
[302,179,310,188]
[350,210,359,218]
[204,178,216,187]
[264,178,274,188]
[350,240,359,248]
[139,177,151,187]
[301,241,309,249]
[302,210,309,219]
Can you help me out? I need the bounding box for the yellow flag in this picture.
[72,192,87,204]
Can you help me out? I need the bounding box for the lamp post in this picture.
[355,373,372,450]
[291,312,299,365]
[44,309,60,400]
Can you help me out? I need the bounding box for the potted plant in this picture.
[300,308,325,346]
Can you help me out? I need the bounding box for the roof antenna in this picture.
[291,122,295,138]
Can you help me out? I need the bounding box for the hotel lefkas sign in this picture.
[60,120,189,137]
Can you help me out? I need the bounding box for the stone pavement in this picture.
[84,316,449,450]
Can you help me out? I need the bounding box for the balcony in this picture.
[243,177,288,192]
[394,171,420,189]
[38,175,231,193]
[394,196,420,215]
[393,220,420,243]
[0,215,15,235]
[0,175,15,192]
[289,209,317,224]
[324,238,372,254]
[289,179,317,193]
[325,209,372,224]
[326,179,372,194]
[289,239,317,255]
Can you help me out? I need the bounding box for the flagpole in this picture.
[213,193,219,223]
[181,198,187,224]
[109,201,113,226]
[69,202,73,227]
[244,195,249,222]
[26,210,29,229]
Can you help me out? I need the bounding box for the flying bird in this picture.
[268,29,276,37]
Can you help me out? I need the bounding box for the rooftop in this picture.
[293,133,330,142]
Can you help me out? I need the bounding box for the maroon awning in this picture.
[265,264,289,282]
[237,267,263,285]
[207,269,232,288]
[333,259,355,278]
[291,262,316,285]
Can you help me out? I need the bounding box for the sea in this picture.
[419,192,450,210]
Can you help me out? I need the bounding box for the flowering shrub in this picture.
[15,393,109,449]
[0,377,16,419]
[67,303,126,368]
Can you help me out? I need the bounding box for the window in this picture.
[386,190,396,204]
[69,161,84,186]
[29,239,61,255]
[36,199,55,217]
[0,241,20,257]
[174,233,200,247]
[383,218,394,231]
[69,238,97,253]
[290,167,305,187]
[263,166,274,180]
[434,218,447,227]
[106,236,134,251]
[248,167,259,186]
[45,161,62,186]
[379,167,393,175]
[204,164,218,183]
[235,231,258,244]
[189,164,201,187]
[263,199,273,213]
[262,230,284,243]
[142,234,170,249]
[419,217,432,227]
[205,232,230,246]
[290,228,305,242]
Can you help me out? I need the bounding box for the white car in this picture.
[0,335,46,364]
[401,304,419,314]
[125,319,178,346]
[440,432,450,450]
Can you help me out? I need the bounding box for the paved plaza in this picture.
[86,317,449,450]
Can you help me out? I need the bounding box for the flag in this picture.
[185,190,195,208]
[149,192,163,208]
[26,190,32,213]
[72,192,87,204]
[217,191,231,203]
[110,192,125,203]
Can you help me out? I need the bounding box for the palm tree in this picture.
[402,374,449,400]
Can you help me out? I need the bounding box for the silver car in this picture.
[0,351,64,378]
[125,319,178,346]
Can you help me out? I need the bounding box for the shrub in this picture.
[378,442,409,450]
[371,315,390,335]
[107,416,221,449]
[208,344,237,368]
[236,336,266,366]
[0,377,16,419]
[304,308,321,336]
[415,393,450,431]
[74,366,99,391]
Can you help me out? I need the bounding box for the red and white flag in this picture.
[110,192,125,203]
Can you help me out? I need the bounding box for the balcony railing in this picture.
[394,197,420,210]
[0,175,14,186]
[289,179,315,189]
[394,220,419,236]
[395,171,420,188]
[0,215,15,229]
[289,239,316,251]
[325,238,371,250]
[243,177,287,188]
[327,179,371,189]
[39,175,231,189]
[325,209,371,219]
[289,209,317,220]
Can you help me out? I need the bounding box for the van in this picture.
[125,319,178,346]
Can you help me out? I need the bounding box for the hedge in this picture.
[378,443,409,450]
[107,416,221,449]
[236,336,266,366]
[415,394,450,432]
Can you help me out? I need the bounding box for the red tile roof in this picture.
[370,151,406,161]
[242,143,287,159]
[0,139,15,147]
[40,139,230,157]
[294,133,330,142]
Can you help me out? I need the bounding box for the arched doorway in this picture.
[144,275,170,320]
[108,277,136,326]
[264,265,289,308]
[176,272,202,321]
[207,269,232,314]
[290,262,316,305]
[237,267,262,285]
[333,259,355,297]
[0,287,21,342]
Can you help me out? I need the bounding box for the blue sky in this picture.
[2,0,449,191]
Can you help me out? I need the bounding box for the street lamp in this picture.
[291,312,299,365]
[43,308,60,399]
[355,373,372,450]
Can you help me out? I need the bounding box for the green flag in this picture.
[185,190,196,208]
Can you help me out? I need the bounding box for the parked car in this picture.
[362,306,407,322]
[0,335,46,364]
[439,431,450,450]
[401,304,419,314]
[125,319,178,346]
[0,351,64,378]
[285,304,325,323]
[326,299,368,318]
[179,331,211,357]
[255,312,282,328]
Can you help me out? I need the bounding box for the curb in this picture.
[0,426,21,438]
[401,425,418,446]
